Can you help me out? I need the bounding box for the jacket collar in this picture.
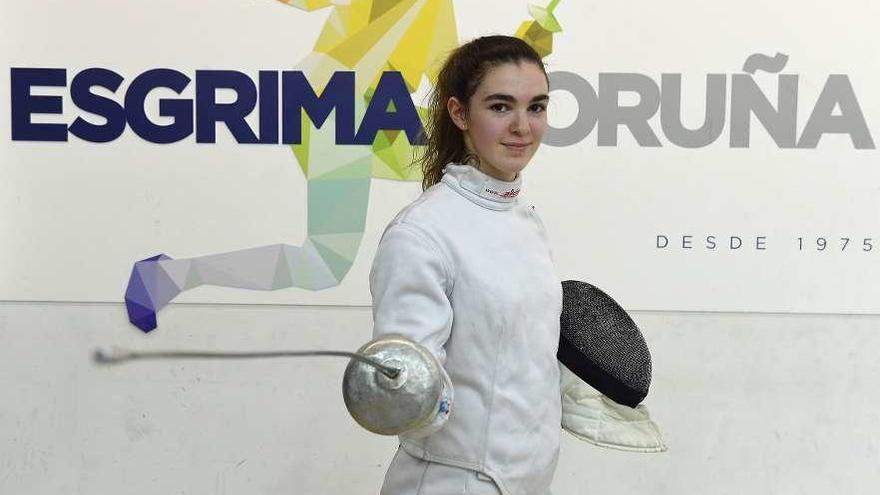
[441,163,521,211]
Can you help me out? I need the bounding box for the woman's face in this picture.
[448,62,549,182]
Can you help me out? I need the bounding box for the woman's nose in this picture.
[509,111,530,135]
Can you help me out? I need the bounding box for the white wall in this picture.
[1,302,877,494]
[4,2,879,493]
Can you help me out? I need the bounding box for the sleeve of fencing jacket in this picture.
[369,222,454,436]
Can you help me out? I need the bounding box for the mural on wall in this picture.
[124,0,565,332]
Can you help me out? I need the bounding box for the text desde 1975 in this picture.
[656,235,875,252]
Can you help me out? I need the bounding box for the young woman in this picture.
[370,35,561,495]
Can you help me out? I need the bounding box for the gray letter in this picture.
[598,73,661,147]
[682,235,693,249]
[730,74,798,148]
[656,235,668,248]
[661,74,726,148]
[730,236,742,249]
[544,71,599,147]
[742,52,789,75]
[797,75,875,149]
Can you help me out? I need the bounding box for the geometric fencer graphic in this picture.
[125,0,564,332]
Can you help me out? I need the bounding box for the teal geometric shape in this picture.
[286,242,340,288]
[311,238,356,281]
[284,244,318,289]
[312,154,374,180]
[307,178,371,235]
[310,232,365,261]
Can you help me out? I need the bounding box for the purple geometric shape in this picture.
[124,254,171,333]
[125,265,151,308]
[126,300,157,333]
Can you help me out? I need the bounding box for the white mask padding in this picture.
[560,364,667,453]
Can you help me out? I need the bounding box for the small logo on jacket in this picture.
[485,187,520,198]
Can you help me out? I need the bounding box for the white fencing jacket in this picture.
[371,164,563,495]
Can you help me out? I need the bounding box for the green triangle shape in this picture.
[372,153,421,181]
[291,113,312,176]
[310,232,364,262]
[372,156,402,179]
[285,244,340,289]
[300,99,371,180]
[311,238,355,281]
[528,5,563,33]
[375,129,419,179]
[372,128,393,151]
[311,155,373,180]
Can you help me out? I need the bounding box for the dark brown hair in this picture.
[418,35,548,191]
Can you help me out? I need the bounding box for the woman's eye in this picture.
[529,103,547,113]
[489,103,509,112]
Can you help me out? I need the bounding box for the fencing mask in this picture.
[558,280,652,407]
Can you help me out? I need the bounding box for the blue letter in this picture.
[69,68,126,143]
[354,71,425,145]
[282,71,354,144]
[126,69,193,144]
[10,68,67,141]
[195,70,259,144]
[258,71,279,144]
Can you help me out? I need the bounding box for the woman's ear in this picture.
[447,97,468,131]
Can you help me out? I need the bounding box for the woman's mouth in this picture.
[502,142,531,151]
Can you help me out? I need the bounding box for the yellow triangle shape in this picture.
[327,0,418,69]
